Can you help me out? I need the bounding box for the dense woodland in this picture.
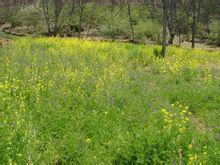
[0,0,220,55]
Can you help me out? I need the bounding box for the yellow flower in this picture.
[188,144,193,150]
[194,155,198,160]
[161,109,169,115]
[179,127,186,133]
[185,117,189,122]
[182,110,187,113]
[189,156,194,161]
[85,138,91,143]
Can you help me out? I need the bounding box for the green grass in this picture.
[0,32,16,40]
[0,37,219,164]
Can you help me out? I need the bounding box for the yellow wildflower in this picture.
[188,144,193,150]
[85,138,91,144]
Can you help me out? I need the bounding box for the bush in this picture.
[100,19,129,38]
[206,20,220,46]
[135,20,162,44]
[11,6,41,28]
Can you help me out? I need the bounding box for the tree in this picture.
[191,0,196,48]
[86,0,98,37]
[161,0,167,57]
[144,0,158,20]
[40,0,64,36]
[0,0,18,26]
[41,0,52,35]
[198,0,219,34]
[175,1,190,47]
[53,0,64,37]
[76,0,88,38]
[167,0,176,44]
[127,0,135,42]
[67,0,76,37]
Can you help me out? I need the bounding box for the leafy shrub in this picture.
[135,20,162,43]
[11,6,41,28]
[101,19,129,38]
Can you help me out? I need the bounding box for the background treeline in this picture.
[0,0,220,47]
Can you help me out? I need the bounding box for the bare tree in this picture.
[86,0,98,37]
[41,0,52,35]
[144,0,158,20]
[76,0,88,38]
[67,0,76,36]
[53,0,64,36]
[167,0,176,44]
[40,0,64,36]
[127,1,135,42]
[0,0,17,26]
[191,0,196,48]
[161,0,167,57]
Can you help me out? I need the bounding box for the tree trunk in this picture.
[86,2,97,38]
[53,19,59,37]
[53,0,63,37]
[206,16,210,33]
[168,0,175,44]
[78,7,84,38]
[128,3,135,43]
[146,0,156,20]
[179,31,181,47]
[162,0,167,58]
[110,0,115,23]
[191,0,196,49]
[42,0,51,35]
[67,0,75,37]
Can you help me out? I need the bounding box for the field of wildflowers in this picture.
[0,37,219,164]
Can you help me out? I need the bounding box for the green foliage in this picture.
[135,20,162,43]
[98,5,162,43]
[0,32,16,40]
[11,6,41,27]
[0,38,219,164]
[98,6,130,38]
[100,19,129,38]
[207,21,220,46]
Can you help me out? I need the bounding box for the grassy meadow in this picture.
[0,37,220,164]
